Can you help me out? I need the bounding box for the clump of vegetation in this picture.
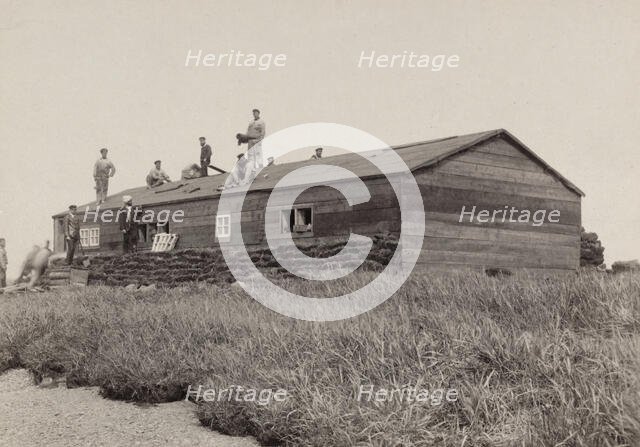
[612,260,640,274]
[0,270,638,446]
[580,227,605,267]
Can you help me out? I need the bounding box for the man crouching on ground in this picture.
[15,241,59,288]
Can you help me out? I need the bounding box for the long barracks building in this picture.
[52,129,584,274]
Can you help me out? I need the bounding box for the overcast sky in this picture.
[1,0,639,277]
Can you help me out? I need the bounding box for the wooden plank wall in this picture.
[238,178,400,248]
[407,136,581,272]
[67,200,219,254]
[62,176,401,254]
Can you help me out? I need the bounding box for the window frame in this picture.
[280,204,314,237]
[79,227,100,248]
[139,221,170,245]
[216,214,231,239]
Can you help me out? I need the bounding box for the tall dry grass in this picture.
[0,270,638,446]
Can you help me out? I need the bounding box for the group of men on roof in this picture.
[90,109,268,204]
[64,108,328,264]
[59,109,269,265]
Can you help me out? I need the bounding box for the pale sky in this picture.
[1,0,639,278]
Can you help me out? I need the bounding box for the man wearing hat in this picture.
[199,137,212,177]
[236,109,265,173]
[247,109,265,149]
[117,195,139,254]
[311,147,323,159]
[63,205,81,265]
[146,160,171,188]
[93,148,116,204]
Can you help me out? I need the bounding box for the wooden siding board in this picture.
[437,159,566,188]
[452,151,545,173]
[422,236,578,258]
[471,138,531,159]
[420,185,581,226]
[423,219,579,245]
[409,262,576,276]
[425,212,580,238]
[410,249,577,270]
[311,217,398,238]
[416,170,580,202]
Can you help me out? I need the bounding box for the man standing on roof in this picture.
[146,160,171,188]
[0,238,7,288]
[117,195,139,254]
[236,109,265,173]
[199,137,212,177]
[63,205,81,265]
[93,148,116,204]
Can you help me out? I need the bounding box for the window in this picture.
[139,222,169,244]
[157,221,169,234]
[216,214,231,238]
[281,206,313,234]
[80,228,100,248]
[138,225,148,243]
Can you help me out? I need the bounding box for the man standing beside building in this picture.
[0,238,7,288]
[93,148,116,204]
[146,160,171,188]
[63,205,81,265]
[199,137,212,177]
[117,195,139,254]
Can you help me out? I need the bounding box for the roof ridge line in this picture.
[390,129,503,150]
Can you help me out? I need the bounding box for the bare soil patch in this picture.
[0,369,257,447]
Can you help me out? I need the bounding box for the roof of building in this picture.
[53,129,584,217]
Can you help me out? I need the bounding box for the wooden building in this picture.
[52,129,584,273]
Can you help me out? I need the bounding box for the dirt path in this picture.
[0,369,258,447]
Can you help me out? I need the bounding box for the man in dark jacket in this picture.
[0,238,7,288]
[63,205,81,265]
[117,195,139,254]
[199,137,212,177]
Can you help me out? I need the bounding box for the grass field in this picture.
[0,270,639,446]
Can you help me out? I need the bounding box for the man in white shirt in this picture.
[246,109,265,149]
[93,148,116,204]
[218,153,251,190]
[236,109,265,173]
